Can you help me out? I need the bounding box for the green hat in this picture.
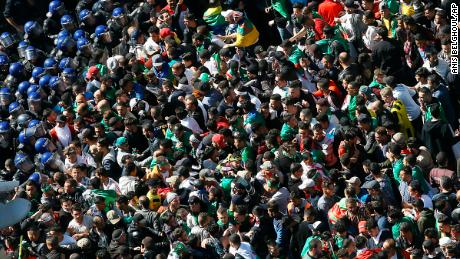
[115,137,128,147]
[199,73,210,83]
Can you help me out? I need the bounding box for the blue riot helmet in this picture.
[27,84,39,96]
[79,9,91,22]
[17,41,29,59]
[57,29,70,39]
[0,32,15,48]
[0,121,11,148]
[18,81,30,95]
[0,87,11,106]
[95,25,108,38]
[0,54,9,66]
[31,67,45,80]
[47,0,65,17]
[26,120,47,139]
[35,138,57,153]
[24,21,43,38]
[25,46,38,61]
[77,37,90,52]
[43,57,58,71]
[39,74,51,87]
[40,152,64,172]
[60,15,75,31]
[27,91,42,114]
[9,62,24,78]
[49,76,60,89]
[59,57,75,70]
[0,121,10,133]
[112,7,127,26]
[17,113,32,131]
[14,153,34,173]
[9,102,24,118]
[56,36,76,53]
[73,29,85,40]
[62,67,76,84]
[95,25,112,43]
[28,119,41,128]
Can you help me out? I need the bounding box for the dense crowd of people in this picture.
[0,0,459,258]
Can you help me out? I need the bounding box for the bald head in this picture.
[339,52,350,65]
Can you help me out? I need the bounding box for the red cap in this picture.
[86,66,99,80]
[160,28,173,39]
[211,134,226,149]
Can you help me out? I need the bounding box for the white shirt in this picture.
[67,215,93,235]
[392,84,421,121]
[364,25,378,50]
[59,234,76,246]
[181,117,203,134]
[230,242,257,259]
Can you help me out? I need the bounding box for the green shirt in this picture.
[393,158,404,183]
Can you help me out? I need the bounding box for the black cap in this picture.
[362,180,380,190]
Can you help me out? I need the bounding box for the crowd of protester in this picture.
[0,0,459,258]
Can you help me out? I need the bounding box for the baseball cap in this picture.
[151,54,163,67]
[260,161,275,170]
[106,210,121,224]
[345,176,361,186]
[362,180,380,190]
[439,237,453,247]
[298,178,315,190]
[391,132,406,147]
[115,137,128,147]
[211,134,226,149]
[159,28,173,39]
[86,66,99,80]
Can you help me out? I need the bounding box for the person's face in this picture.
[234,212,246,223]
[185,99,194,111]
[418,91,431,104]
[288,87,300,98]
[362,0,372,10]
[235,138,247,149]
[62,201,72,212]
[184,18,196,28]
[324,186,335,196]
[374,132,386,144]
[275,77,287,87]
[64,182,74,193]
[313,128,325,141]
[27,230,39,241]
[380,8,389,18]
[369,227,379,237]
[441,44,450,54]
[26,185,36,197]
[439,222,451,233]
[189,202,200,212]
[346,203,357,213]
[269,99,281,110]
[428,54,438,66]
[347,84,358,96]
[382,94,393,104]
[425,9,435,20]
[268,244,280,256]
[72,210,83,221]
[95,201,105,211]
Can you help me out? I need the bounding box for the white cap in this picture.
[439,237,453,247]
[298,178,315,190]
[106,57,119,71]
[346,176,361,185]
